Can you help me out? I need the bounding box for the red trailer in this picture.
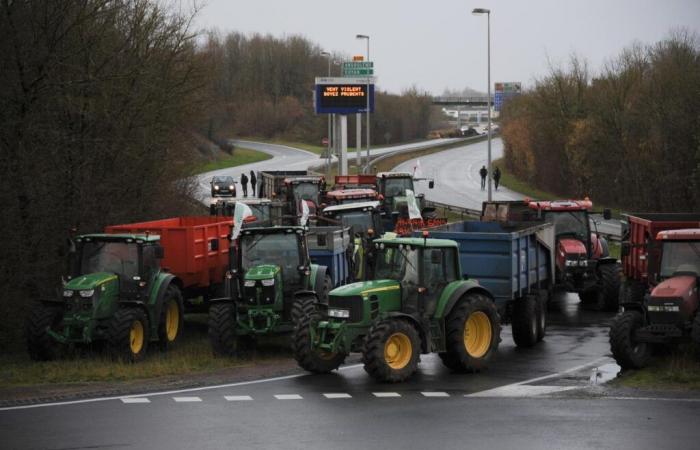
[105,216,232,298]
[333,174,376,190]
[620,213,700,301]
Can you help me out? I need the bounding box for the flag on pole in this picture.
[231,202,253,241]
[300,200,310,227]
[405,189,422,220]
[413,159,423,178]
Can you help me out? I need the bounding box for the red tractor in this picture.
[610,228,700,369]
[482,199,619,310]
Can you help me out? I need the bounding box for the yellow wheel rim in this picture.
[464,311,492,358]
[130,320,144,355]
[165,300,179,342]
[384,332,412,370]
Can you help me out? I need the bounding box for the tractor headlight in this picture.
[63,289,74,297]
[261,278,275,286]
[244,280,256,287]
[79,289,95,298]
[328,308,350,319]
[565,260,578,267]
[580,260,588,267]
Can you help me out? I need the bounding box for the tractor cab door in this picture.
[419,247,459,316]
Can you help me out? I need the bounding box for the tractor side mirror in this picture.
[430,250,442,264]
[603,208,612,220]
[621,242,630,257]
[155,245,165,259]
[428,180,435,189]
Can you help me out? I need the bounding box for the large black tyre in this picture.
[536,290,547,342]
[600,263,622,311]
[363,319,420,382]
[293,305,346,373]
[619,279,646,305]
[157,285,185,351]
[208,302,239,357]
[512,295,538,348]
[609,310,652,370]
[26,304,64,361]
[107,307,150,362]
[691,312,700,346]
[290,295,316,329]
[439,293,501,372]
[317,274,332,303]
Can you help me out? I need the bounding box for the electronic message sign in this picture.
[315,77,375,114]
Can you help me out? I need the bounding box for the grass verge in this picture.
[612,347,700,391]
[193,146,272,174]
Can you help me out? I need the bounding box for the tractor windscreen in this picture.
[544,211,589,241]
[249,204,271,223]
[79,241,139,279]
[660,242,700,277]
[241,233,302,282]
[292,183,320,203]
[383,178,414,198]
[334,211,373,235]
[374,244,419,283]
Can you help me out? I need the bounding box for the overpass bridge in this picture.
[431,96,493,107]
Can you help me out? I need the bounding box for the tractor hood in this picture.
[244,264,280,280]
[330,279,400,297]
[558,238,587,257]
[651,276,697,301]
[65,272,118,291]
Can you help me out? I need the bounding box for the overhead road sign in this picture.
[494,81,521,112]
[314,77,375,115]
[342,61,374,77]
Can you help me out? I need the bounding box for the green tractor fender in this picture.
[434,279,494,321]
[131,273,179,336]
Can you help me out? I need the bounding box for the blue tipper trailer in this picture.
[308,226,352,288]
[416,220,555,347]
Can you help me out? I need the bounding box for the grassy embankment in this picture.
[612,347,700,391]
[193,146,272,174]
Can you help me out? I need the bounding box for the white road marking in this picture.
[120,398,150,404]
[224,395,253,401]
[421,392,450,397]
[468,385,580,398]
[173,397,202,402]
[275,394,303,400]
[323,393,352,399]
[373,392,401,398]
[601,396,700,402]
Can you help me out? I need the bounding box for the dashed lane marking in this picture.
[224,395,253,401]
[274,394,303,400]
[421,392,450,397]
[373,392,401,398]
[120,398,150,404]
[323,393,352,399]
[173,397,202,403]
[468,385,579,398]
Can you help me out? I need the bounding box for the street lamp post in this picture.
[321,51,332,179]
[356,34,370,173]
[472,8,492,201]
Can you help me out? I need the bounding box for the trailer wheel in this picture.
[363,319,420,382]
[208,302,239,357]
[536,291,547,342]
[600,263,622,311]
[157,285,185,351]
[512,295,538,348]
[609,311,652,370]
[26,304,64,361]
[107,307,150,362]
[439,293,501,372]
[293,298,346,373]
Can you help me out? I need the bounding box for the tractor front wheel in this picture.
[512,295,538,348]
[293,303,346,373]
[26,304,64,361]
[208,302,239,357]
[107,307,150,362]
[600,263,622,311]
[363,319,420,382]
[157,285,185,351]
[609,310,652,370]
[439,293,501,372]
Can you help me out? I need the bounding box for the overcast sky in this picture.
[184,0,700,95]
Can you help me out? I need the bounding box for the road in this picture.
[393,138,621,238]
[3,295,698,449]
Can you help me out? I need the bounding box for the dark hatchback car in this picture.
[211,176,237,197]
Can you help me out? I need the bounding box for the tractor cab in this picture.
[210,198,277,226]
[376,172,435,230]
[284,176,326,219]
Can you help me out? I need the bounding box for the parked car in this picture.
[211,176,237,197]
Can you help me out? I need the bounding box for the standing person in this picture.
[493,167,501,191]
[479,165,488,191]
[241,173,249,198]
[250,170,257,197]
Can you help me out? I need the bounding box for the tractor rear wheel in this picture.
[363,319,420,382]
[26,304,64,361]
[157,285,185,351]
[536,291,547,342]
[107,307,150,362]
[512,295,538,348]
[208,302,239,357]
[293,300,346,373]
[609,310,652,370]
[600,263,622,311]
[439,293,501,372]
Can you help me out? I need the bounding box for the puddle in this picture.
[589,363,621,385]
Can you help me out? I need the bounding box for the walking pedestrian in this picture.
[241,173,249,197]
[493,167,501,191]
[479,165,488,191]
[250,170,257,197]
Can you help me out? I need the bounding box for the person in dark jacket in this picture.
[250,170,257,197]
[479,165,488,190]
[493,166,501,191]
[241,173,249,197]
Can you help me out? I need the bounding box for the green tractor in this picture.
[26,234,184,362]
[208,226,331,355]
[293,235,501,382]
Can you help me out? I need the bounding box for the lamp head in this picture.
[472,8,490,15]
[356,34,369,40]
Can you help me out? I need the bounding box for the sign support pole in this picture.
[335,114,348,175]
[356,113,362,172]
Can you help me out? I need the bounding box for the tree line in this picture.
[500,31,699,212]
